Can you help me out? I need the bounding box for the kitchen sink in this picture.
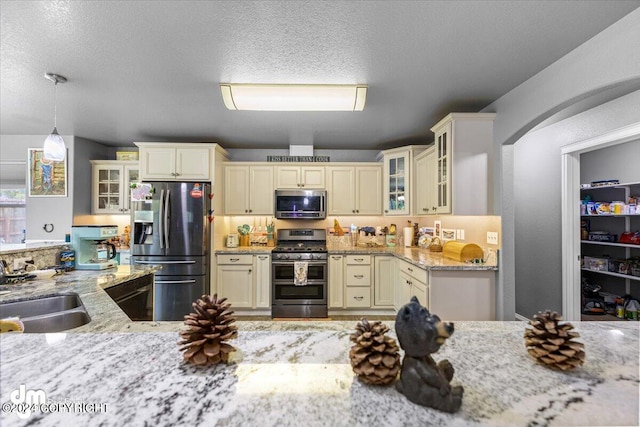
[0,293,91,333]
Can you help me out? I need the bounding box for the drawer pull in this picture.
[353,296,364,301]
[258,256,268,260]
[331,256,341,260]
[354,258,364,262]
[230,258,239,262]
[407,267,413,272]
[354,275,364,279]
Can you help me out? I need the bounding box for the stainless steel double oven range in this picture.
[271,229,328,318]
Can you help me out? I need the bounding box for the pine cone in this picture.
[349,318,401,385]
[524,310,585,371]
[178,294,238,365]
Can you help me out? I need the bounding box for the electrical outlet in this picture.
[486,231,499,245]
[13,257,33,270]
[456,229,465,240]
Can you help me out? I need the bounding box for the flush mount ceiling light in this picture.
[220,84,367,111]
[42,73,67,162]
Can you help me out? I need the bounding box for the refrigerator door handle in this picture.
[134,260,197,264]
[155,279,197,284]
[164,189,171,249]
[158,189,165,249]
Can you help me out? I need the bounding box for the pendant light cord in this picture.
[53,81,58,128]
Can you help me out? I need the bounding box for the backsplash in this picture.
[216,215,501,251]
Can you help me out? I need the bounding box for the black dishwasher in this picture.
[105,274,154,321]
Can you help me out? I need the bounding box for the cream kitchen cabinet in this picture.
[414,147,437,215]
[136,143,225,181]
[429,113,496,214]
[216,254,254,308]
[254,254,271,308]
[328,254,345,308]
[396,260,429,309]
[378,146,426,215]
[327,165,382,215]
[373,256,395,307]
[276,165,325,189]
[91,160,139,214]
[224,164,274,215]
[345,255,372,307]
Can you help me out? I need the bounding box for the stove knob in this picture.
[296,255,302,260]
[284,254,290,260]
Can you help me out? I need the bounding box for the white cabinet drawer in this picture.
[217,254,253,265]
[346,265,371,287]
[346,255,371,265]
[398,261,428,285]
[345,287,371,307]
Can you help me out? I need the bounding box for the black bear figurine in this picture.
[395,296,463,413]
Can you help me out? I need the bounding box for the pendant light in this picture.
[43,73,67,162]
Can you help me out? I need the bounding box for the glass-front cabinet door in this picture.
[123,164,139,213]
[383,151,410,215]
[435,122,452,214]
[91,161,139,214]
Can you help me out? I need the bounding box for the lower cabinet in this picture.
[429,270,495,320]
[374,256,394,307]
[216,254,271,309]
[345,255,372,308]
[255,254,271,308]
[396,260,429,309]
[328,255,345,308]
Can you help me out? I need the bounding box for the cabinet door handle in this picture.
[356,210,359,213]
[352,210,355,213]
[248,269,252,273]
[422,208,427,211]
[249,209,252,213]
[354,274,364,279]
[353,296,363,301]
[384,210,389,213]
[245,209,248,213]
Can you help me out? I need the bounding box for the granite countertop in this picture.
[0,265,176,333]
[0,320,637,426]
[215,246,497,271]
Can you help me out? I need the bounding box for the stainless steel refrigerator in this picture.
[131,182,211,320]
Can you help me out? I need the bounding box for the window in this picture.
[0,188,26,244]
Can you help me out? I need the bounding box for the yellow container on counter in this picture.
[442,241,484,262]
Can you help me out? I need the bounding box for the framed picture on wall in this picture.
[27,148,67,197]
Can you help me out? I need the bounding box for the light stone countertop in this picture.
[215,245,498,271]
[0,265,178,333]
[0,321,637,426]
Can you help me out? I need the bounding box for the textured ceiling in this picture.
[1,1,639,149]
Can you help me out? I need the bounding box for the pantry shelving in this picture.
[580,181,640,320]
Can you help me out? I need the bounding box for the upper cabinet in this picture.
[429,113,496,215]
[224,164,274,215]
[378,146,427,215]
[276,165,325,189]
[136,143,228,181]
[414,146,437,215]
[327,164,382,215]
[90,160,139,214]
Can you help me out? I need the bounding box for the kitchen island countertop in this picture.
[0,265,178,333]
[0,320,637,426]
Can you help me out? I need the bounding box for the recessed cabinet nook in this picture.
[90,160,139,214]
[580,181,640,318]
[275,165,325,189]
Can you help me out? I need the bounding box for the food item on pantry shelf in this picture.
[595,202,611,215]
[590,180,619,187]
[619,231,640,245]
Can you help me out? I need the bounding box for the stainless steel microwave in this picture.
[275,190,326,219]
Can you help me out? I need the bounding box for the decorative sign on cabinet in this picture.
[90,160,139,214]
